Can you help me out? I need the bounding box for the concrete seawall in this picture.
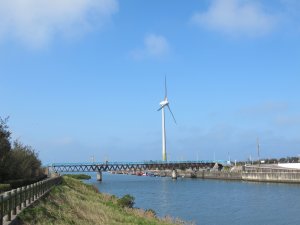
[242,172,300,183]
[159,170,242,180]
[156,169,300,183]
[120,165,300,184]
[200,171,242,180]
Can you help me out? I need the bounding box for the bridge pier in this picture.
[171,169,177,179]
[97,171,103,181]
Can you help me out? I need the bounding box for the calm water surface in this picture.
[86,173,300,225]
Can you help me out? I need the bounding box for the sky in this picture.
[1,0,300,164]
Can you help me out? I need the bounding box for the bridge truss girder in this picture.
[50,162,220,173]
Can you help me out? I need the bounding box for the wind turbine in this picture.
[157,77,176,161]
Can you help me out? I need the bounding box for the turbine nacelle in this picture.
[157,77,176,123]
[159,99,169,107]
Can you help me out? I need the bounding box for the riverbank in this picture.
[16,176,189,225]
[118,165,300,184]
[89,172,300,225]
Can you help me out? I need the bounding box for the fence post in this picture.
[43,181,46,193]
[41,181,44,195]
[30,184,33,202]
[23,186,27,207]
[12,190,17,215]
[33,184,36,201]
[18,188,22,210]
[31,184,34,202]
[36,182,39,198]
[46,180,49,192]
[37,182,40,197]
[35,183,38,199]
[33,183,36,201]
[34,183,37,199]
[46,180,48,192]
[42,181,44,195]
[0,195,3,225]
[7,192,11,221]
[28,185,31,204]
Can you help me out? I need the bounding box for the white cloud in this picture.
[130,34,170,60]
[144,34,169,56]
[0,0,118,48]
[192,0,276,37]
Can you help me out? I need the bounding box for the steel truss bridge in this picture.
[49,161,226,173]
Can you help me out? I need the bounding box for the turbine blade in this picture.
[157,106,163,111]
[167,105,177,124]
[164,75,167,99]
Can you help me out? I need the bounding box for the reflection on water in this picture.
[85,173,300,225]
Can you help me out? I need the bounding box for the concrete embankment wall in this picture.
[150,168,300,183]
[201,171,242,180]
[242,172,300,183]
[175,170,242,180]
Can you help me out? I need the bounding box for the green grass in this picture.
[17,177,191,225]
[63,174,91,180]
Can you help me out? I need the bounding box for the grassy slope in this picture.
[18,177,187,225]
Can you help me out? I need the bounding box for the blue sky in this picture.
[1,0,300,163]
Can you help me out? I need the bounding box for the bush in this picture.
[145,208,156,217]
[0,184,11,193]
[6,175,47,189]
[63,174,91,180]
[117,194,135,208]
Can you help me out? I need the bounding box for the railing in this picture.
[0,176,61,225]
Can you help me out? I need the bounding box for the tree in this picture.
[7,141,42,180]
[0,117,11,161]
[0,117,42,182]
[0,117,12,181]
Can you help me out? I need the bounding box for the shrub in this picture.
[0,184,11,193]
[63,174,91,180]
[145,208,157,217]
[6,175,47,189]
[117,194,135,208]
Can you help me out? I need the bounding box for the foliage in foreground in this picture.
[0,183,11,193]
[0,117,43,183]
[18,177,192,225]
[63,174,91,180]
[117,194,135,208]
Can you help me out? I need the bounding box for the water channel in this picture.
[86,173,300,225]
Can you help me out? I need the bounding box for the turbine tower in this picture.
[157,77,176,161]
